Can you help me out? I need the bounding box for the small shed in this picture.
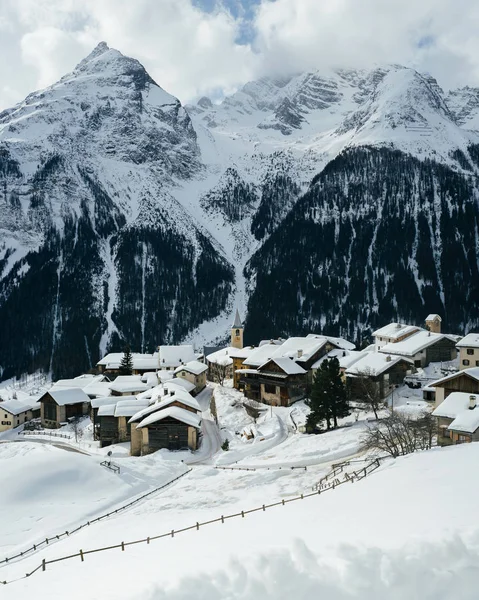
[135,406,201,454]
[174,361,208,395]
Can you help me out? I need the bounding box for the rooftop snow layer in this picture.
[174,360,208,376]
[432,391,479,423]
[0,399,35,416]
[258,357,307,375]
[346,352,412,376]
[158,345,196,368]
[379,331,455,356]
[372,323,421,340]
[44,388,90,406]
[136,406,201,429]
[456,333,479,348]
[430,367,479,387]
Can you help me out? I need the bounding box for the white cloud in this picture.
[1,0,479,111]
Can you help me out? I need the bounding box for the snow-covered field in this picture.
[1,438,478,598]
[2,378,475,598]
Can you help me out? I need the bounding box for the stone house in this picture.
[0,398,40,432]
[432,392,479,446]
[174,360,208,395]
[243,358,308,406]
[456,333,479,370]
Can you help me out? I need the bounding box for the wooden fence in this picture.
[0,457,385,586]
[0,467,192,568]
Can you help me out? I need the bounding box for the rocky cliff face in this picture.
[1,45,479,379]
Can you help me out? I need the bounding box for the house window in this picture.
[467,349,474,355]
[1,421,11,426]
[443,429,450,438]
[457,434,470,443]
[463,359,470,366]
[264,384,276,394]
[235,329,240,336]
[476,361,479,367]
[182,371,186,377]
[4,414,7,419]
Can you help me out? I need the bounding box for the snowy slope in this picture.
[2,443,479,598]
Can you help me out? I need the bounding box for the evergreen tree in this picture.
[119,344,134,375]
[306,357,349,431]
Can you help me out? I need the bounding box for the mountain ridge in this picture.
[1,44,479,379]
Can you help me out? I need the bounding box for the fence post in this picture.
[121,542,125,551]
[147,537,150,544]
[171,530,174,538]
[196,522,199,530]
[42,559,46,571]
[80,550,84,562]
[45,538,49,545]
[221,516,224,523]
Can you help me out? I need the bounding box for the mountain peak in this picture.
[74,41,112,71]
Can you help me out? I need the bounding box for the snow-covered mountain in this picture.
[1,43,479,379]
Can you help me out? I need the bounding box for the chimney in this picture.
[386,355,392,362]
[298,349,303,358]
[469,395,476,410]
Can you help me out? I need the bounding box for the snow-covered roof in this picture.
[425,314,442,322]
[0,399,34,416]
[346,352,412,377]
[379,331,455,357]
[272,337,328,362]
[174,360,208,376]
[448,406,479,433]
[44,388,90,406]
[141,372,159,386]
[129,393,201,423]
[228,347,253,359]
[158,345,196,368]
[456,333,479,349]
[243,343,280,367]
[312,349,368,370]
[306,333,356,351]
[50,374,105,391]
[96,352,159,370]
[372,323,421,340]
[157,370,175,383]
[97,404,118,417]
[82,381,113,398]
[108,376,149,394]
[91,396,122,409]
[206,347,234,367]
[166,379,196,393]
[430,367,479,387]
[432,392,478,422]
[136,406,201,429]
[114,399,150,417]
[258,358,307,375]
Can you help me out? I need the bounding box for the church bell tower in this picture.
[231,309,244,349]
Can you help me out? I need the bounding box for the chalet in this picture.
[239,334,355,402]
[456,333,479,370]
[96,353,159,375]
[242,357,308,406]
[430,367,479,407]
[94,396,150,447]
[378,330,457,368]
[432,392,479,446]
[345,353,413,399]
[129,391,202,455]
[312,349,368,382]
[39,388,90,429]
[373,323,421,351]
[0,398,40,432]
[174,360,208,395]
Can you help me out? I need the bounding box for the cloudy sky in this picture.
[1,0,479,110]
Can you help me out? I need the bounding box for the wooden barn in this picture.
[39,388,90,429]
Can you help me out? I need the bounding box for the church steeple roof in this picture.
[232,309,242,328]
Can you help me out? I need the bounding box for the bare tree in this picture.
[352,368,383,419]
[71,417,84,444]
[360,411,435,458]
[210,394,218,426]
[209,362,229,385]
